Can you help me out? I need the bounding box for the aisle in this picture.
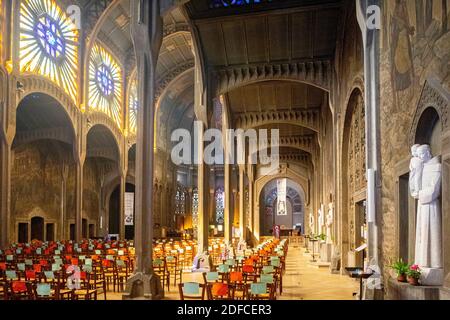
[279,241,359,300]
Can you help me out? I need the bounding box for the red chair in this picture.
[25,270,38,282]
[8,281,33,300]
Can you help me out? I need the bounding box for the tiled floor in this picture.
[103,242,359,300]
[278,243,359,300]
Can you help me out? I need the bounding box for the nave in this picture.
[1,0,449,301]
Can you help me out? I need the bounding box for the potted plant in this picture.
[390,259,409,282]
[406,264,421,286]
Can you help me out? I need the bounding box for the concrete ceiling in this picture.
[16,94,73,132]
[186,0,342,69]
[226,81,325,114]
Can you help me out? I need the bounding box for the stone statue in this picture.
[410,144,443,285]
[409,144,423,197]
[318,205,324,235]
[326,203,334,244]
[309,211,315,235]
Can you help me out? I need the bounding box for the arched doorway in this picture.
[109,183,135,240]
[415,107,442,156]
[342,89,367,267]
[13,93,76,242]
[85,124,120,239]
[31,216,44,241]
[259,178,305,237]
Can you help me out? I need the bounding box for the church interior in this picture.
[0,0,449,301]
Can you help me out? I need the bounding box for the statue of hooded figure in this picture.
[411,144,443,285]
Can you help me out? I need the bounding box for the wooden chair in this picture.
[32,283,57,300]
[153,258,170,292]
[72,271,97,300]
[247,282,276,300]
[166,255,183,287]
[207,282,235,300]
[7,281,33,300]
[90,262,107,299]
[178,282,207,300]
[228,271,247,300]
[113,259,129,293]
[101,259,115,291]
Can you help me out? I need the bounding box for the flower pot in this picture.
[407,276,419,286]
[397,274,407,282]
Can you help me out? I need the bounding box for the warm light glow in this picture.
[19,0,79,102]
[128,79,138,134]
[5,60,13,74]
[88,43,123,129]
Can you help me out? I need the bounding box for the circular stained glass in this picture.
[96,65,114,97]
[35,15,65,60]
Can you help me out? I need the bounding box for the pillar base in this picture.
[122,272,164,300]
[420,267,444,286]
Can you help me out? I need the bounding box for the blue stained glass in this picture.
[210,0,268,8]
[96,65,114,97]
[35,15,65,59]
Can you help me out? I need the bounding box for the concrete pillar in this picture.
[356,0,382,267]
[0,137,12,248]
[239,165,245,240]
[124,0,163,300]
[75,159,84,242]
[224,162,232,243]
[119,173,126,240]
[248,167,254,235]
[196,121,210,253]
[60,163,68,240]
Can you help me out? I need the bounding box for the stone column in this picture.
[119,173,126,240]
[239,165,246,241]
[124,0,163,300]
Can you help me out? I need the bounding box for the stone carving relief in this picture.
[410,78,450,146]
[212,60,331,96]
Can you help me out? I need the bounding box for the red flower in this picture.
[410,264,420,271]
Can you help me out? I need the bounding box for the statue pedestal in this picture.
[421,267,444,286]
[320,243,332,263]
[122,272,164,300]
[387,277,440,300]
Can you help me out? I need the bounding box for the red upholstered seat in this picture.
[243,265,254,273]
[12,281,28,293]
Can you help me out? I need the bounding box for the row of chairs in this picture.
[179,281,277,300]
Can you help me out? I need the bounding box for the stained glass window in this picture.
[175,184,186,216]
[20,0,79,102]
[245,186,251,227]
[88,43,123,129]
[215,187,225,224]
[192,188,199,236]
[128,79,138,134]
[210,0,271,8]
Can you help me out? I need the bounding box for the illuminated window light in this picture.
[19,0,79,103]
[88,43,123,129]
